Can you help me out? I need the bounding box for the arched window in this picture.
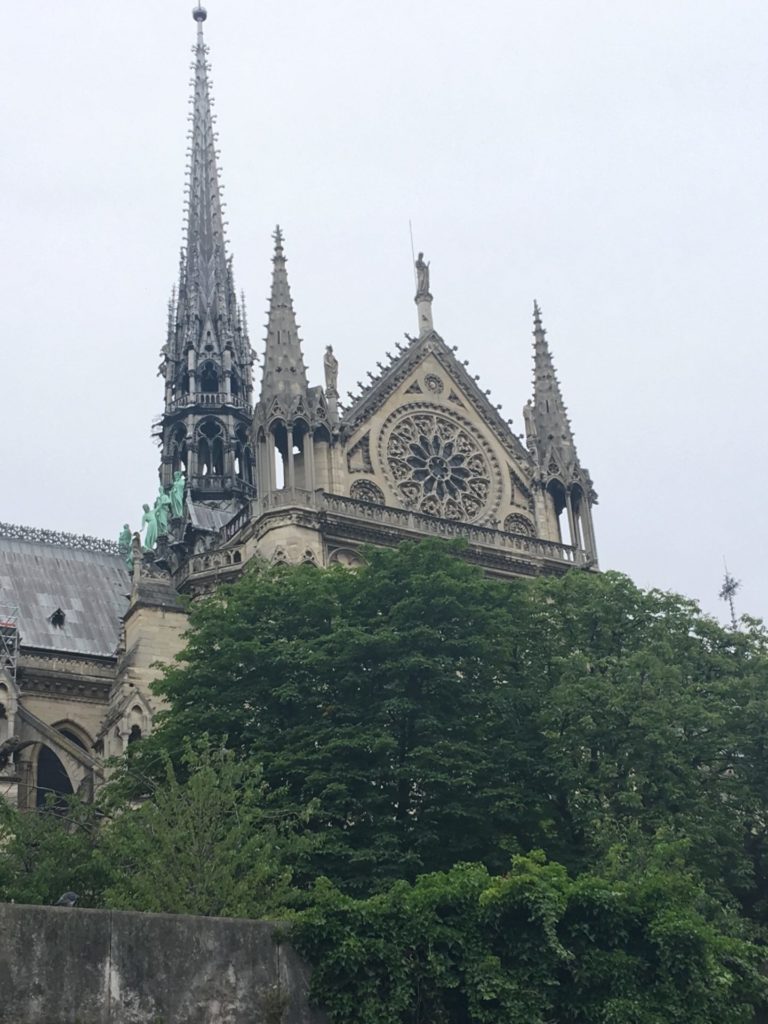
[199,362,220,394]
[546,479,572,546]
[198,420,225,477]
[570,484,586,551]
[54,721,92,751]
[36,745,73,811]
[235,425,253,485]
[171,425,188,474]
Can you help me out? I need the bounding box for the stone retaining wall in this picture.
[0,902,326,1024]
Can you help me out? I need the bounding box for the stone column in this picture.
[286,426,296,491]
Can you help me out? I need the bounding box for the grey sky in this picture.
[2,1,766,622]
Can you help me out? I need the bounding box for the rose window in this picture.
[385,411,493,521]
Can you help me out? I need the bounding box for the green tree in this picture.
[0,795,105,906]
[294,853,766,1024]
[125,540,768,915]
[99,742,313,918]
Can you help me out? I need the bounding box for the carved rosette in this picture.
[379,405,500,523]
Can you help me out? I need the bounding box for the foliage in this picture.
[7,539,768,1019]
[0,742,311,918]
[98,742,314,918]
[0,795,105,907]
[293,853,766,1024]
[127,540,768,914]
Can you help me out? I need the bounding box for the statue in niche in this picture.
[170,471,186,519]
[154,487,172,537]
[324,345,339,394]
[117,524,133,568]
[141,504,158,551]
[415,252,430,297]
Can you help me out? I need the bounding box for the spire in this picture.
[260,227,308,404]
[161,5,252,403]
[528,301,578,469]
[174,5,242,349]
[157,7,254,503]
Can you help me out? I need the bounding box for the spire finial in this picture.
[192,5,208,23]
[273,225,284,255]
[533,300,544,331]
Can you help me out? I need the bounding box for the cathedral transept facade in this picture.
[0,5,598,808]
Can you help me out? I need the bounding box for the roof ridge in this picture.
[0,522,119,555]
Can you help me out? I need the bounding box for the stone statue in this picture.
[0,736,34,772]
[523,399,536,440]
[170,470,186,519]
[154,487,172,538]
[117,524,133,568]
[141,504,158,551]
[324,344,339,394]
[415,252,430,297]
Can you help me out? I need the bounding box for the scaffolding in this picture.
[0,605,19,687]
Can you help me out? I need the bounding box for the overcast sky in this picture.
[2,1,766,623]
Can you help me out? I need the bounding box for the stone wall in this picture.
[0,903,326,1024]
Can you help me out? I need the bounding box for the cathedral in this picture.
[0,6,597,809]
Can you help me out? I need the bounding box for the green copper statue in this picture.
[117,524,133,568]
[154,486,172,538]
[170,470,186,519]
[141,504,158,551]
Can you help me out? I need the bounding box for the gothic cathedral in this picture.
[0,6,597,808]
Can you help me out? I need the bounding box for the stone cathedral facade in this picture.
[0,7,597,809]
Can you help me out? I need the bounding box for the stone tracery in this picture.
[382,408,498,522]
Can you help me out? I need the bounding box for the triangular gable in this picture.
[341,330,532,467]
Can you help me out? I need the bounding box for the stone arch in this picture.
[52,720,92,752]
[199,360,221,394]
[35,744,74,810]
[197,419,225,477]
[503,513,535,537]
[350,479,385,504]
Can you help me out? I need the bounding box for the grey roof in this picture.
[0,525,130,658]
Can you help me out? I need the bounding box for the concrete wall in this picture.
[0,903,327,1024]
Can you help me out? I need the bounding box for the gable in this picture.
[340,336,535,528]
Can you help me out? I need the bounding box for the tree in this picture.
[293,853,766,1024]
[99,742,313,918]
[132,541,546,891]
[126,540,768,916]
[0,795,105,907]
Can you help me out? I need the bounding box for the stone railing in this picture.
[318,494,578,563]
[178,490,579,586]
[166,392,249,412]
[243,490,577,565]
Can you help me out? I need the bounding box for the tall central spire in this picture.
[157,6,255,503]
[182,5,232,332]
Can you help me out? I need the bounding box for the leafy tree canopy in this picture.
[294,852,766,1024]
[126,540,768,913]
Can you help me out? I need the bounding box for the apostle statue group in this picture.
[117,471,186,568]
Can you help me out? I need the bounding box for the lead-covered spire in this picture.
[157,7,254,504]
[183,7,230,331]
[166,6,250,373]
[260,227,308,405]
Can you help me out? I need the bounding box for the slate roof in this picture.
[0,524,130,658]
